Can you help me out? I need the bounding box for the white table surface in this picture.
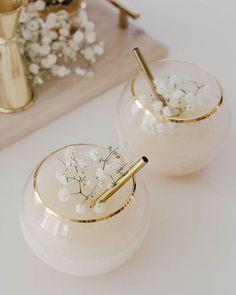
[1,0,236,294]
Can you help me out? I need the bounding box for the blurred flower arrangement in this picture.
[18,0,105,85]
[56,146,131,215]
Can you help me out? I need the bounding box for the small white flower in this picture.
[94,202,106,214]
[22,30,32,40]
[47,54,57,66]
[89,148,101,161]
[34,76,44,85]
[86,178,97,188]
[96,167,106,179]
[49,30,58,40]
[42,35,52,45]
[85,31,96,43]
[185,93,195,104]
[41,58,51,69]
[168,75,177,89]
[64,146,75,160]
[162,106,172,117]
[75,67,87,77]
[51,41,60,51]
[186,104,196,113]
[85,21,95,31]
[27,20,39,32]
[93,44,104,55]
[172,89,184,100]
[73,30,84,43]
[169,96,180,108]
[56,66,71,77]
[78,158,88,169]
[29,63,39,75]
[56,169,68,185]
[110,158,122,170]
[40,45,51,56]
[20,11,30,24]
[59,28,70,37]
[58,187,70,202]
[75,203,86,215]
[153,100,163,113]
[154,78,167,95]
[104,163,115,176]
[69,40,79,51]
[34,0,46,11]
[30,43,41,54]
[83,48,94,61]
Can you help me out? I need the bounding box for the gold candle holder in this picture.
[0,0,33,113]
[107,0,140,29]
[94,156,148,204]
[133,47,166,106]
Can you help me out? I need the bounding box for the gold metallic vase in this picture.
[0,0,33,113]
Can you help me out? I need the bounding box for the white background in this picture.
[1,0,236,294]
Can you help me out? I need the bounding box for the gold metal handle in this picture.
[94,156,148,204]
[133,47,166,105]
[106,0,140,29]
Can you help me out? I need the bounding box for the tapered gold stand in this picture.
[0,0,33,113]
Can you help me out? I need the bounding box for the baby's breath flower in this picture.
[89,148,101,161]
[58,187,70,202]
[85,31,96,44]
[73,30,84,43]
[96,167,106,179]
[75,203,86,215]
[34,0,46,11]
[186,104,196,113]
[93,43,104,55]
[87,178,97,188]
[162,106,172,117]
[94,202,106,214]
[83,47,94,61]
[75,67,87,77]
[40,45,51,56]
[56,169,68,185]
[29,63,39,75]
[64,146,75,160]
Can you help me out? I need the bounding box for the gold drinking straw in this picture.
[133,47,166,105]
[94,157,148,204]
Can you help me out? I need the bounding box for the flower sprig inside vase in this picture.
[56,146,131,215]
[18,1,105,85]
[137,74,210,135]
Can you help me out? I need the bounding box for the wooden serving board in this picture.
[0,0,167,150]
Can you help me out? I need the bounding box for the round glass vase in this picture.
[19,144,150,276]
[116,59,230,176]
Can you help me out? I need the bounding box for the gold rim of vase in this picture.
[33,144,137,223]
[130,59,224,124]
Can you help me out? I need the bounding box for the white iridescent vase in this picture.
[20,144,150,276]
[116,59,230,176]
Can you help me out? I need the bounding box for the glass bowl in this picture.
[116,59,230,176]
[19,144,150,276]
